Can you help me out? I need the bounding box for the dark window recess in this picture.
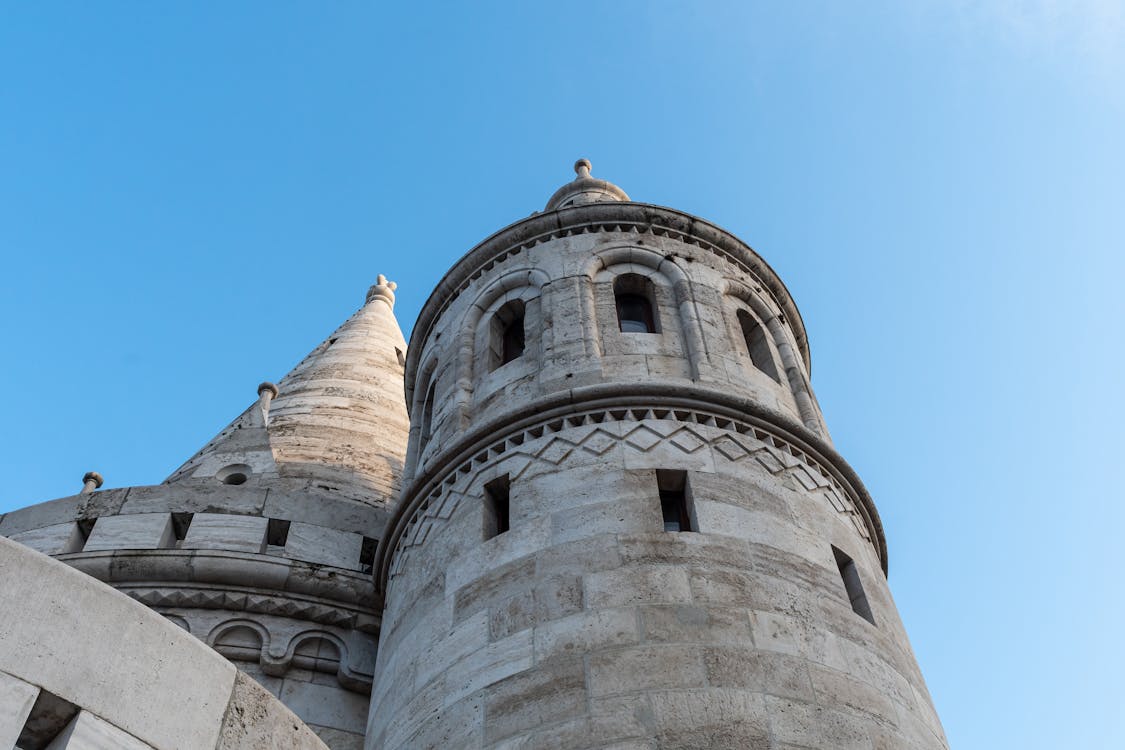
[484,474,511,539]
[267,518,291,547]
[420,381,437,450]
[614,274,659,333]
[171,512,194,541]
[395,347,406,368]
[17,688,79,750]
[489,299,527,370]
[832,546,876,626]
[737,309,780,382]
[359,536,377,573]
[657,469,694,532]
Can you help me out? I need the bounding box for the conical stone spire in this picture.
[166,275,410,506]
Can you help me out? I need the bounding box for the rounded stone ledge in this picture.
[0,536,327,750]
[403,201,811,404]
[376,380,887,593]
[58,549,377,624]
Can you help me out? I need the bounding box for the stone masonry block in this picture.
[8,522,84,555]
[584,564,692,609]
[587,644,707,697]
[83,514,173,552]
[281,522,363,570]
[46,710,155,750]
[181,513,267,553]
[483,655,585,744]
[0,670,39,750]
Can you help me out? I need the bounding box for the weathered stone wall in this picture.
[0,483,383,750]
[0,536,327,750]
[370,200,945,748]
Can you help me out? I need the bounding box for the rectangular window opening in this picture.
[832,545,876,626]
[267,518,291,547]
[18,687,79,750]
[359,536,378,573]
[170,512,194,548]
[484,474,511,540]
[657,469,694,532]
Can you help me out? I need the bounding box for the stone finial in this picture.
[257,381,280,400]
[366,274,398,308]
[81,471,104,494]
[544,158,630,211]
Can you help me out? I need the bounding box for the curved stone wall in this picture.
[370,200,945,748]
[0,536,327,750]
[0,482,383,750]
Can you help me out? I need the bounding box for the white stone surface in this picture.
[46,710,154,750]
[7,522,82,555]
[0,669,38,749]
[83,514,173,552]
[180,513,267,553]
[281,522,362,570]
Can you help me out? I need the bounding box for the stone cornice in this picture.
[375,382,888,597]
[403,202,812,408]
[61,548,378,631]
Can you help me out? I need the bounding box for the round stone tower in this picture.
[368,161,947,749]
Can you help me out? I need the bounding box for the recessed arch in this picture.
[581,246,705,377]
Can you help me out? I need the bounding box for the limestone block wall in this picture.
[0,536,327,750]
[371,199,945,748]
[0,482,384,750]
[370,407,944,748]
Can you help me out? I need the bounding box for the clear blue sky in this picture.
[1,3,1122,747]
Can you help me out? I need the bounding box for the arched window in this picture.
[737,309,780,382]
[489,299,526,370]
[614,274,659,334]
[419,381,437,450]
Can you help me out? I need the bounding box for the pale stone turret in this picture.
[166,274,409,507]
[367,161,945,748]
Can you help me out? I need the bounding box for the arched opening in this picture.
[489,299,526,370]
[737,309,780,382]
[614,274,659,333]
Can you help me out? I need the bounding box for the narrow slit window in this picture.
[737,309,780,382]
[420,380,437,451]
[484,474,511,539]
[614,274,659,333]
[832,546,876,625]
[489,300,526,370]
[359,536,377,573]
[657,469,694,532]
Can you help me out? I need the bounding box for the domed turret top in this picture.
[544,158,630,211]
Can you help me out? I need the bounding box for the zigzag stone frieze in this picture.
[121,585,369,629]
[389,406,873,578]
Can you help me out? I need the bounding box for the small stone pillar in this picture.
[257,382,280,425]
[81,471,104,495]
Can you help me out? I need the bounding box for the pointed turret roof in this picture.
[166,275,410,507]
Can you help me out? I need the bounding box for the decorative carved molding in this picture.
[119,584,378,632]
[387,404,876,581]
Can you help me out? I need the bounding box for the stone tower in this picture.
[367,161,947,748]
[0,275,410,749]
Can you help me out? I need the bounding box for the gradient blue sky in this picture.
[2,3,1122,747]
